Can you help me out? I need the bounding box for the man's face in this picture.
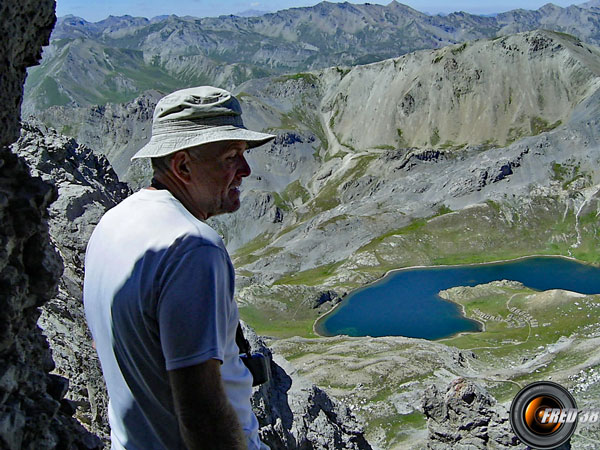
[185,140,251,219]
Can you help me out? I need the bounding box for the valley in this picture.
[206,29,600,448]
[269,281,600,447]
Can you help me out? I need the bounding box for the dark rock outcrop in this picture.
[11,119,131,440]
[422,378,521,449]
[312,290,341,309]
[243,323,372,450]
[0,1,101,448]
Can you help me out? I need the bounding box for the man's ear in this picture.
[169,151,193,184]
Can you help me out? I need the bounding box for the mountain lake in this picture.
[315,256,600,340]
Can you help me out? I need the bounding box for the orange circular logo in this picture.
[510,381,577,449]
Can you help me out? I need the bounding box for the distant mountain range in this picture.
[23,1,600,114]
[37,29,600,262]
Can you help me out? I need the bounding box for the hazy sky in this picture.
[56,0,582,22]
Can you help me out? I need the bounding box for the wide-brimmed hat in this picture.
[131,86,275,160]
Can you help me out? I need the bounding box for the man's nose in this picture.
[238,154,251,177]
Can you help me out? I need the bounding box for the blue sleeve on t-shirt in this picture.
[156,242,233,371]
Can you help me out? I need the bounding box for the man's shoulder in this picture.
[170,226,226,258]
[92,189,227,254]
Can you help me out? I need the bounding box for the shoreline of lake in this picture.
[313,253,594,339]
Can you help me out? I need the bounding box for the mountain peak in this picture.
[578,0,600,9]
[539,3,563,11]
[385,1,426,16]
[57,15,89,24]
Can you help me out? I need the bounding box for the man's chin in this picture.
[221,199,241,215]
[230,201,241,212]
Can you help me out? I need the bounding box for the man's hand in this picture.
[168,359,248,450]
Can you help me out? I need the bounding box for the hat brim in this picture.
[131,125,276,160]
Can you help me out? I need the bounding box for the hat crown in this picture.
[130,85,275,160]
[154,86,242,123]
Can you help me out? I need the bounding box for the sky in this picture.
[55,0,583,22]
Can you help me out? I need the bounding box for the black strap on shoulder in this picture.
[236,323,252,357]
[150,177,169,190]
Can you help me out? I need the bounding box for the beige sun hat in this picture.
[131,86,276,160]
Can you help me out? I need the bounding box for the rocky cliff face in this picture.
[11,119,131,440]
[0,0,101,448]
[34,90,162,177]
[34,89,161,190]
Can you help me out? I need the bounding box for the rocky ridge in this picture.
[10,119,131,439]
[33,90,162,177]
[23,1,600,113]
[37,30,600,264]
[34,90,160,189]
[321,31,600,150]
[0,0,101,448]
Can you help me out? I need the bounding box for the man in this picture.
[83,86,275,449]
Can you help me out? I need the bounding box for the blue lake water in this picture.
[315,256,600,340]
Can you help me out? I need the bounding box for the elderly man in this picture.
[83,86,275,450]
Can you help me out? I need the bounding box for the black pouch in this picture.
[240,353,271,387]
[236,323,271,387]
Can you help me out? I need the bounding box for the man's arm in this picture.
[168,359,248,450]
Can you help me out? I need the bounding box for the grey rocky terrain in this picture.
[245,324,372,449]
[39,30,600,264]
[0,1,101,448]
[33,90,162,178]
[220,30,600,282]
[422,378,519,449]
[11,119,131,439]
[76,29,599,284]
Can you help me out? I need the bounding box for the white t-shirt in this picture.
[83,189,260,450]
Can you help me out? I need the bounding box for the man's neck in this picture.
[149,174,209,221]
